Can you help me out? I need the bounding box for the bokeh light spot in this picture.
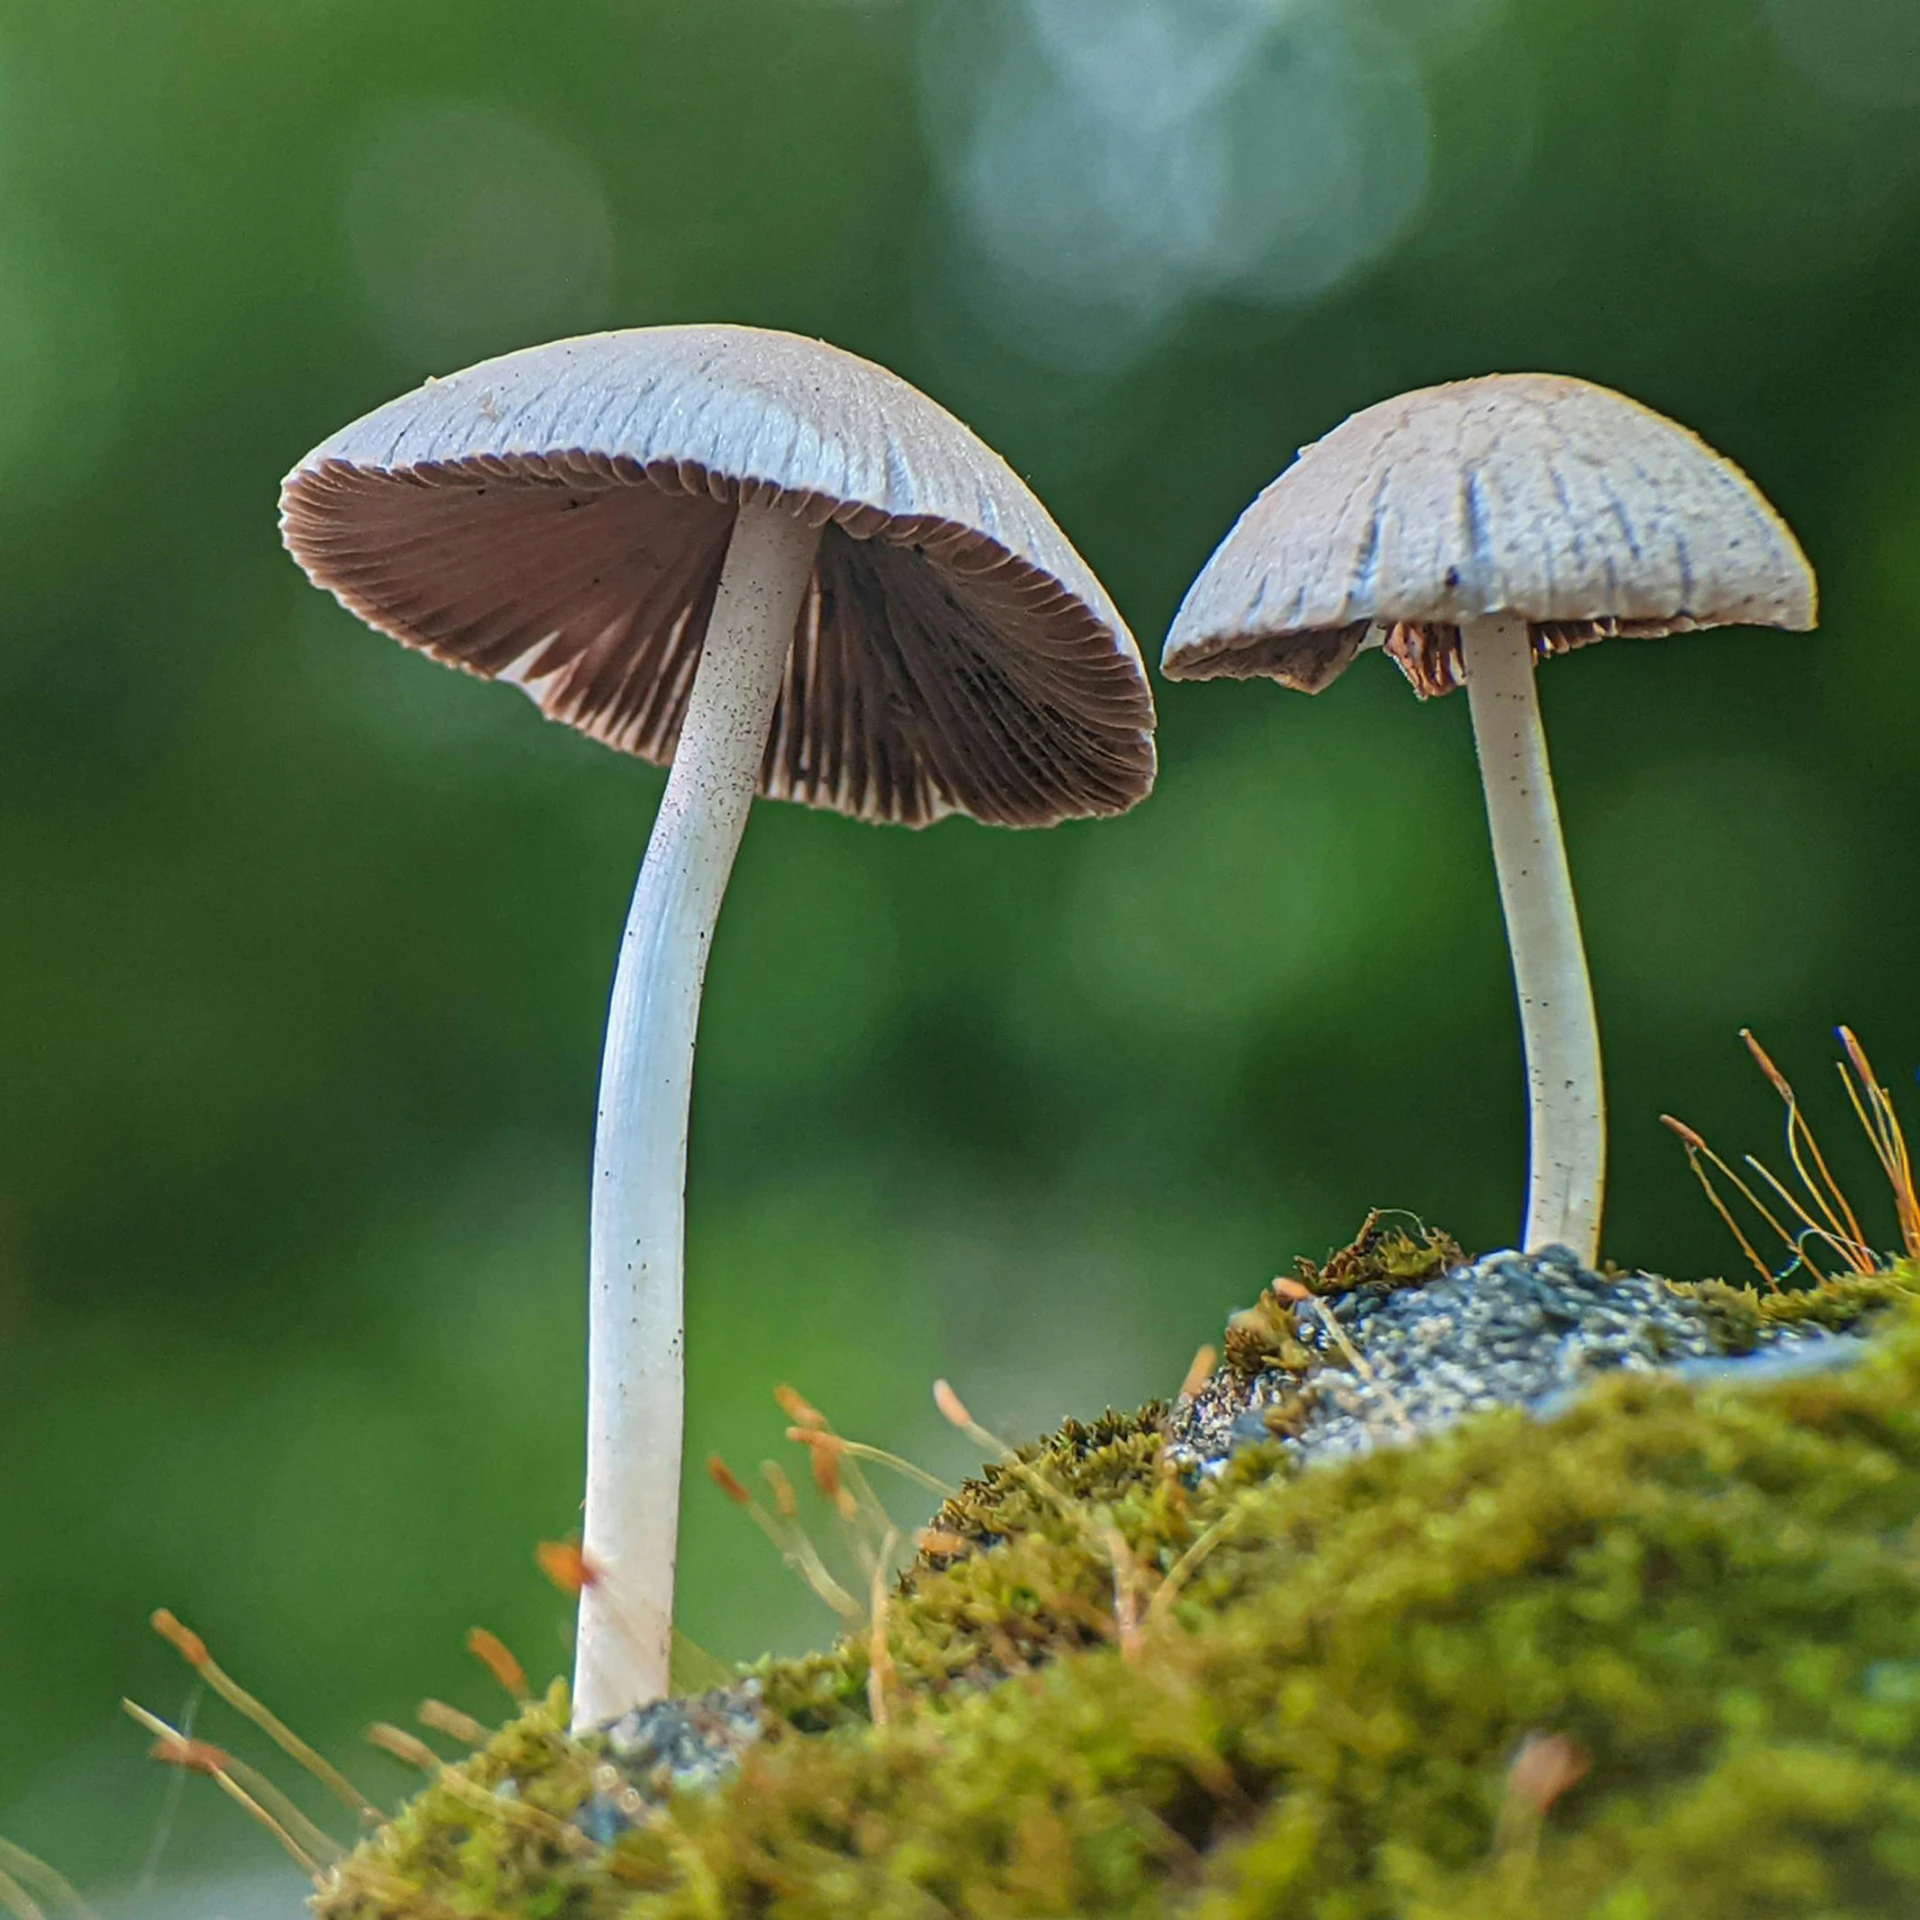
[1765,0,1920,108]
[919,0,1428,369]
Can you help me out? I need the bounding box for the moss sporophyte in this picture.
[115,1223,1920,1920]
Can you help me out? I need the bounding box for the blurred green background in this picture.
[2,0,1918,1903]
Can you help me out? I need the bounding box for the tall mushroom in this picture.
[1163,373,1815,1267]
[280,325,1156,1726]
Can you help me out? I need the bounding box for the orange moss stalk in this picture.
[149,1609,377,1819]
[126,1699,339,1874]
[1667,1026,1920,1282]
[0,1834,96,1920]
[465,1628,530,1705]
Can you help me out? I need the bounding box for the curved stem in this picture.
[572,503,818,1729]
[1460,614,1606,1267]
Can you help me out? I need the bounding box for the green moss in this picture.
[760,1405,1172,1730]
[316,1259,1920,1919]
[1674,1266,1917,1354]
[1222,1213,1462,1377]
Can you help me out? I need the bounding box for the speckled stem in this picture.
[1461,613,1605,1267]
[574,504,817,1729]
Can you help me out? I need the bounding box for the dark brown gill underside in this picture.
[1163,614,1704,699]
[282,454,1155,827]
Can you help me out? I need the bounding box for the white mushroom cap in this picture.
[282,325,1155,826]
[1163,373,1817,696]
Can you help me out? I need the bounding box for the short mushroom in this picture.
[281,325,1156,1726]
[1163,373,1815,1267]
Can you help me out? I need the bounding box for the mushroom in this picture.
[1163,373,1815,1267]
[280,325,1156,1726]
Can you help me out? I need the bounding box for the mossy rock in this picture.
[318,1262,1920,1918]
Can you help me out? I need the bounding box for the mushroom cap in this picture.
[1162,373,1817,698]
[282,325,1155,826]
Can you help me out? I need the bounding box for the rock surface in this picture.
[1169,1245,1862,1471]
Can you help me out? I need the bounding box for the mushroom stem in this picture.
[1460,613,1606,1266]
[573,502,819,1729]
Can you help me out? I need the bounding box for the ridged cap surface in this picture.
[282,325,1155,825]
[1163,373,1816,697]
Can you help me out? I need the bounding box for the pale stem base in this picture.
[1461,613,1606,1267]
[572,503,818,1729]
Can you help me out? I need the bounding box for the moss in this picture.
[1222,1213,1462,1378]
[316,1257,1920,1920]
[758,1405,1173,1731]
[1677,1266,1916,1354]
